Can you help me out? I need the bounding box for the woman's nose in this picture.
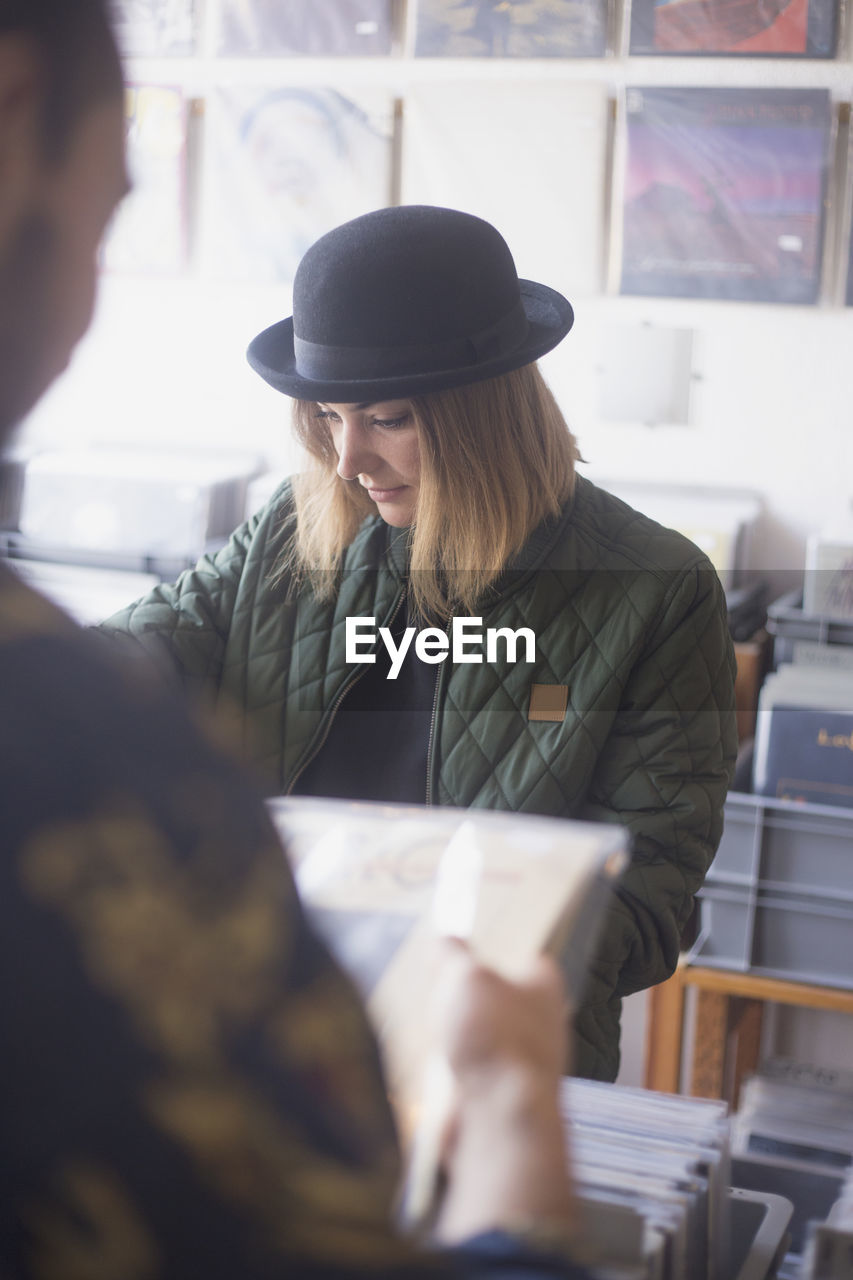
[335,421,369,481]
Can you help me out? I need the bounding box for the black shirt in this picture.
[292,596,438,804]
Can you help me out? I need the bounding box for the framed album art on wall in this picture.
[616,87,834,305]
[628,0,838,56]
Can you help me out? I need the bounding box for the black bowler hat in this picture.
[246,205,574,402]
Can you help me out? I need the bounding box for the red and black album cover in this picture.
[628,0,837,54]
[218,0,393,56]
[618,87,833,305]
[415,0,608,58]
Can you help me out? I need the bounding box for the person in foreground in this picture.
[0,2,591,1276]
[103,209,739,1081]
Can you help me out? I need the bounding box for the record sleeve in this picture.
[101,85,187,276]
[268,796,628,1155]
[617,87,833,304]
[804,535,853,618]
[628,0,838,57]
[401,81,609,298]
[734,1067,853,1173]
[414,0,609,58]
[110,0,196,56]
[200,86,394,283]
[563,1079,731,1280]
[752,665,853,800]
[755,703,853,807]
[218,0,393,55]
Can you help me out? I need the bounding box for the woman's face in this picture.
[317,400,420,527]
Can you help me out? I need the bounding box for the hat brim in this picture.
[246,280,573,403]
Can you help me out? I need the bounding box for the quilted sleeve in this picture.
[98,506,267,695]
[579,561,738,1005]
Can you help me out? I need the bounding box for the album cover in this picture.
[752,663,853,805]
[218,0,393,55]
[618,87,833,304]
[200,87,394,282]
[628,0,837,56]
[101,85,187,276]
[401,81,609,297]
[755,704,853,807]
[269,796,628,1158]
[414,0,608,58]
[110,0,196,56]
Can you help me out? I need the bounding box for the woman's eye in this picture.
[372,415,410,430]
[315,410,340,423]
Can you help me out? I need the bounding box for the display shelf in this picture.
[644,962,853,1106]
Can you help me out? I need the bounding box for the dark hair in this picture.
[0,0,123,164]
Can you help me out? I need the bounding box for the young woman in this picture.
[102,205,738,1080]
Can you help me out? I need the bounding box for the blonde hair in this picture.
[287,363,580,620]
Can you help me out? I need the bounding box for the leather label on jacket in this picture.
[528,684,569,722]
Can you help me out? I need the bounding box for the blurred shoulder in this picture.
[568,474,719,577]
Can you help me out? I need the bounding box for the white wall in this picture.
[543,297,853,578]
[20,275,298,467]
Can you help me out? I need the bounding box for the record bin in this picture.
[727,1187,793,1280]
[766,589,853,667]
[691,792,853,989]
[731,1157,843,1260]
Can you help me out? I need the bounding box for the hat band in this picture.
[293,300,529,384]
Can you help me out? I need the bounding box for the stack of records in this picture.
[733,1060,853,1176]
[752,666,853,808]
[734,1061,853,1280]
[561,1079,731,1280]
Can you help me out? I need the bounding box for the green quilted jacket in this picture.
[102,473,738,1080]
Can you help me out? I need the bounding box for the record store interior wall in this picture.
[19,0,853,586]
[14,1,853,1076]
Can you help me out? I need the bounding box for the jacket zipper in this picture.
[424,637,447,807]
[285,589,406,795]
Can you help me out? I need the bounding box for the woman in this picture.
[102,205,738,1080]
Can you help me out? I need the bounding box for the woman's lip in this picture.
[366,485,406,501]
